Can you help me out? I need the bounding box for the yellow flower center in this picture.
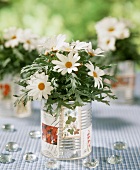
[65,47,70,51]
[108,27,115,32]
[88,52,95,57]
[38,83,45,90]
[11,35,16,39]
[106,40,110,44]
[65,62,72,68]
[93,71,98,78]
[26,40,31,44]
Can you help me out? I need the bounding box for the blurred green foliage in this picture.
[0,0,139,40]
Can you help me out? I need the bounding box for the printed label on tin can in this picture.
[61,107,81,139]
[41,110,59,157]
[81,125,92,156]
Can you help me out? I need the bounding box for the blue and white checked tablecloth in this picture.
[0,101,140,170]
[0,74,140,170]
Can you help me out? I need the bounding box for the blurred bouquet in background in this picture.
[95,17,140,102]
[0,27,40,117]
[0,27,40,79]
[95,17,140,64]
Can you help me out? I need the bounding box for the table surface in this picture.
[0,74,140,170]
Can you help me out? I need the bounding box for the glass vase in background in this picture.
[41,101,92,160]
[0,75,31,118]
[111,60,135,103]
[0,75,13,117]
[12,76,32,118]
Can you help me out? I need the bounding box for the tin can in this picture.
[41,102,92,160]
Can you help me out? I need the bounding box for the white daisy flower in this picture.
[20,29,38,51]
[52,51,80,75]
[115,22,130,39]
[85,61,105,88]
[86,42,104,57]
[37,37,47,53]
[95,17,125,38]
[61,42,73,52]
[26,72,53,101]
[3,27,22,48]
[39,34,66,54]
[71,40,89,51]
[117,28,130,39]
[95,17,130,40]
[98,36,116,51]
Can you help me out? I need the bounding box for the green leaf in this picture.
[13,48,24,61]
[2,58,11,67]
[68,116,72,120]
[68,129,74,135]
[66,120,71,124]
[72,117,76,122]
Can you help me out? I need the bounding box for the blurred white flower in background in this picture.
[95,17,119,37]
[20,29,39,51]
[95,17,130,39]
[95,17,130,51]
[98,36,116,51]
[3,27,39,51]
[3,27,22,48]
[116,26,130,39]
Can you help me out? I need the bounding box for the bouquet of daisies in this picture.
[0,27,40,79]
[15,34,116,114]
[95,17,140,64]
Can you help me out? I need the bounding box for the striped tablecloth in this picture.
[0,73,140,170]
